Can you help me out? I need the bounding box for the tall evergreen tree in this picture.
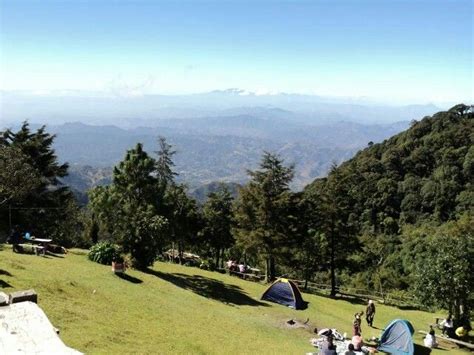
[305,164,358,296]
[234,152,294,281]
[155,136,177,196]
[90,143,167,269]
[163,183,201,264]
[201,186,235,268]
[0,122,76,244]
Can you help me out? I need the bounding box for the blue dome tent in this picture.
[261,278,306,310]
[378,319,415,355]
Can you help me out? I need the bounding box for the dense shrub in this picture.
[88,242,119,265]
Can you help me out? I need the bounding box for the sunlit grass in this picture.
[0,246,468,354]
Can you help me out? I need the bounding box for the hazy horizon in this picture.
[1,0,472,107]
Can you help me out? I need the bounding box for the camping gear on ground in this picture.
[260,278,306,309]
[318,328,332,336]
[310,338,370,354]
[378,319,414,355]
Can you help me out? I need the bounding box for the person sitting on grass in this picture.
[351,334,363,351]
[440,314,454,337]
[423,327,438,348]
[345,343,356,355]
[455,325,470,341]
[319,335,337,355]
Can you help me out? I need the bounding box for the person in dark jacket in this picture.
[366,300,376,327]
[319,336,337,355]
[9,225,22,253]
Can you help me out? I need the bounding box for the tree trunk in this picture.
[330,228,337,298]
[265,257,270,283]
[269,255,276,282]
[215,248,220,269]
[220,248,225,269]
[178,241,184,265]
[454,299,461,323]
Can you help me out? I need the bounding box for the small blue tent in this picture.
[378,319,415,355]
[261,278,306,309]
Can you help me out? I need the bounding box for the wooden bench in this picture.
[419,330,474,350]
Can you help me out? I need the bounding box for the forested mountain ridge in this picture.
[306,104,473,230]
[302,104,473,316]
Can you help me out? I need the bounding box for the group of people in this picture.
[319,300,376,354]
[423,314,471,349]
[226,259,248,273]
[350,300,376,350]
[434,314,471,341]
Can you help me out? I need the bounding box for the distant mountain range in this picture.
[1,89,442,200]
[0,89,440,127]
[54,118,409,194]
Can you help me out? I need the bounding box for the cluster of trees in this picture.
[1,105,472,320]
[0,123,80,246]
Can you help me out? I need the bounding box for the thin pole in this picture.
[9,204,12,231]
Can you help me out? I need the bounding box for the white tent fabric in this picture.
[0,301,82,354]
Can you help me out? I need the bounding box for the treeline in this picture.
[1,105,472,321]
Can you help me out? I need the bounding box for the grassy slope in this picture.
[0,247,468,354]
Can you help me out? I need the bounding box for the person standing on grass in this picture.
[8,225,22,253]
[366,300,376,327]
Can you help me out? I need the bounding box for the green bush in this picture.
[88,242,119,265]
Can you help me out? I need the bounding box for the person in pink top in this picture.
[351,335,363,351]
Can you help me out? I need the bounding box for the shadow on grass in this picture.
[414,343,432,355]
[304,289,424,312]
[144,269,267,307]
[0,279,12,288]
[0,270,12,277]
[307,290,368,306]
[116,273,143,284]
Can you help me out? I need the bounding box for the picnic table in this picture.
[249,267,261,274]
[25,237,53,255]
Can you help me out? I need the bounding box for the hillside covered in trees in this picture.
[302,104,473,318]
[1,105,472,323]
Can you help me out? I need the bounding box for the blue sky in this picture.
[0,0,472,103]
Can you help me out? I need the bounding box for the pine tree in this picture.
[0,122,76,243]
[234,152,294,281]
[201,186,235,268]
[155,136,177,195]
[90,143,167,269]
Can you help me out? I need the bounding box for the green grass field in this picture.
[0,246,469,354]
